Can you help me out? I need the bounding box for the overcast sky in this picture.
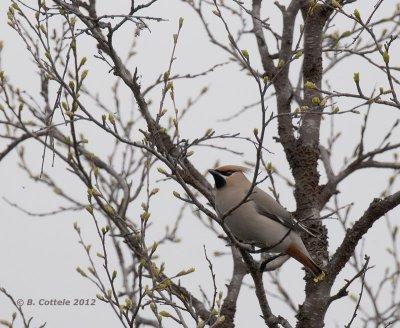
[1,0,399,327]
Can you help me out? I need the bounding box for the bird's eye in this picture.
[218,170,233,176]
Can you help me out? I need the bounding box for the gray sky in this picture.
[1,0,399,327]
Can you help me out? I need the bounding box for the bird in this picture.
[208,164,325,281]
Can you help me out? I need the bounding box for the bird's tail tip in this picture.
[309,259,326,283]
[313,270,326,283]
[309,259,325,282]
[287,244,326,281]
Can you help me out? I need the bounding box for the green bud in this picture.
[85,205,94,215]
[65,111,74,118]
[108,113,115,125]
[353,9,361,22]
[81,69,88,80]
[163,71,170,82]
[382,51,390,64]
[215,316,225,324]
[294,51,303,59]
[266,162,273,173]
[96,294,105,301]
[341,31,351,38]
[124,298,133,309]
[159,311,171,317]
[140,211,151,221]
[151,242,159,253]
[205,128,213,136]
[61,101,68,111]
[76,266,87,277]
[305,81,316,89]
[331,0,341,8]
[104,205,115,216]
[165,82,173,92]
[40,25,47,34]
[241,49,249,60]
[311,96,321,105]
[150,188,159,196]
[353,72,360,83]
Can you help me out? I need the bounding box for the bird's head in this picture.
[208,165,249,189]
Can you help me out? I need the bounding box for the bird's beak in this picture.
[208,169,226,189]
[208,169,220,177]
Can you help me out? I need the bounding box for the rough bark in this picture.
[254,2,335,327]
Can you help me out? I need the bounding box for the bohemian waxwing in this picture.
[209,164,324,280]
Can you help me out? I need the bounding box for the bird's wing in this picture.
[250,187,317,237]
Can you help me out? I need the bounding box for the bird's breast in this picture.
[215,190,293,251]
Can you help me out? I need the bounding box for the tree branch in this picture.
[328,191,400,278]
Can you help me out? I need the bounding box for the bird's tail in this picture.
[286,244,324,280]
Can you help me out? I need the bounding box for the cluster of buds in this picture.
[140,211,151,221]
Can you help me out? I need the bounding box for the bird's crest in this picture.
[214,165,249,174]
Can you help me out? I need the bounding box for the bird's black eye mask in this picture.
[216,170,234,176]
[209,169,238,189]
[212,170,236,188]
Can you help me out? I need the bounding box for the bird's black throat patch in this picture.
[212,174,226,189]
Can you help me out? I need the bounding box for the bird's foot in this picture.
[313,271,326,283]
